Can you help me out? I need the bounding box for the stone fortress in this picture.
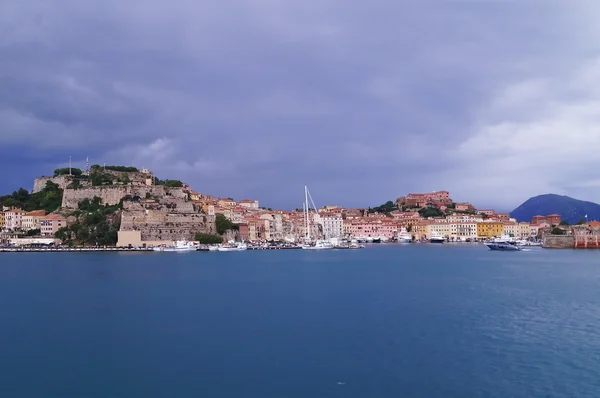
[33,167,215,246]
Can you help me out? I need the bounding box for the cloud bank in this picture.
[1,0,600,210]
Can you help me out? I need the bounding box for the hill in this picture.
[510,194,600,224]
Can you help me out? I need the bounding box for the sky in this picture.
[2,1,600,211]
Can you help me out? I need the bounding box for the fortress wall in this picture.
[32,175,72,193]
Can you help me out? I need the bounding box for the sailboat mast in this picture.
[305,186,310,241]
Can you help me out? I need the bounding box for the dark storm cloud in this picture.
[1,0,599,208]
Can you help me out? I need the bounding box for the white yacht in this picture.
[397,228,413,243]
[302,240,334,250]
[429,232,445,243]
[217,242,248,252]
[485,237,521,251]
[153,240,198,252]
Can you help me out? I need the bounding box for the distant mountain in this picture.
[510,194,600,224]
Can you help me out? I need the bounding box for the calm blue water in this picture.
[1,244,599,397]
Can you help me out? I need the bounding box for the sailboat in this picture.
[301,186,334,250]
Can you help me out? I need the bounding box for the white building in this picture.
[4,209,25,230]
[320,213,344,239]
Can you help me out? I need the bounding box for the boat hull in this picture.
[153,247,196,252]
[485,243,521,251]
[430,239,445,244]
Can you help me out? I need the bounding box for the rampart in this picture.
[542,235,574,248]
[61,185,187,208]
[32,175,73,193]
[119,203,215,242]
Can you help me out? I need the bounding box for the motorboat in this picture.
[152,240,198,252]
[485,237,522,251]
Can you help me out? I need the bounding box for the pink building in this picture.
[345,219,399,238]
[41,214,67,237]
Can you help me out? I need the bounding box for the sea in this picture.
[1,244,599,398]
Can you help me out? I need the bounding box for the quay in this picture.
[0,247,154,253]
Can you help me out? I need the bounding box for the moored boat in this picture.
[397,228,413,243]
[429,232,445,243]
[217,243,248,252]
[152,240,198,252]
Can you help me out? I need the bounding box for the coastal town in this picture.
[0,165,581,250]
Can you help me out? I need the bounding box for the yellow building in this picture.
[519,222,531,238]
[412,222,431,240]
[477,222,504,238]
[0,211,5,229]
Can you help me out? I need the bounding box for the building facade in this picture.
[41,214,67,236]
[4,209,25,230]
[477,222,504,238]
[22,210,47,231]
[321,213,344,239]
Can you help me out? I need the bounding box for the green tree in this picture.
[418,207,444,218]
[576,217,586,225]
[26,229,41,236]
[194,233,223,244]
[559,220,569,226]
[165,179,184,187]
[215,213,238,234]
[368,200,397,214]
[118,172,131,184]
[551,227,566,235]
[54,168,83,176]
[406,224,413,232]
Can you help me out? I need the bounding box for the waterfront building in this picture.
[455,222,478,240]
[40,214,67,236]
[320,212,344,239]
[429,222,453,239]
[477,222,504,238]
[519,222,531,238]
[502,222,520,238]
[5,209,25,230]
[412,221,431,240]
[0,211,5,230]
[22,210,47,231]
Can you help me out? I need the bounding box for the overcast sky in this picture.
[2,1,600,211]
